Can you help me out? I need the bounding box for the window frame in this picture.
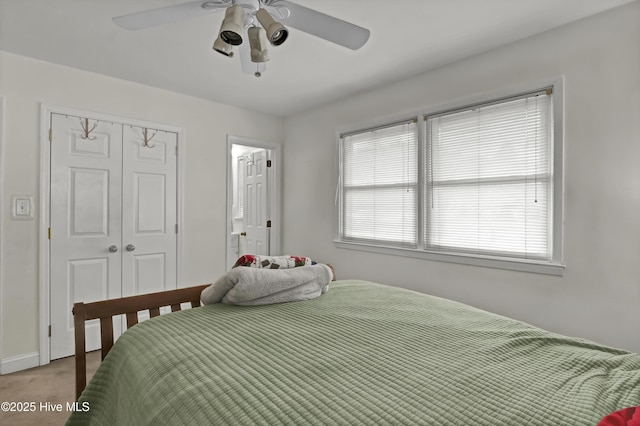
[335,79,564,276]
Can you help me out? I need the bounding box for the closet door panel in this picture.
[121,126,178,300]
[49,115,123,359]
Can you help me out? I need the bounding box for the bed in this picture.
[67,279,640,425]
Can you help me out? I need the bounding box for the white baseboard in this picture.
[0,352,40,375]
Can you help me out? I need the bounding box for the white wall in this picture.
[282,3,640,353]
[0,52,284,362]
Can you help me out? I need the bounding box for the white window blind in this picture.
[341,120,418,247]
[425,90,553,260]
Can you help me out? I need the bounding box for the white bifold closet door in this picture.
[49,114,177,360]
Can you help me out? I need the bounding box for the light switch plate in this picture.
[12,195,34,220]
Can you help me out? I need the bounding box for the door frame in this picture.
[226,135,281,270]
[38,103,185,366]
[0,95,5,368]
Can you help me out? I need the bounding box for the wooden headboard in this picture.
[72,284,209,400]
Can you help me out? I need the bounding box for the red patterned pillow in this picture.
[599,407,640,426]
[232,255,314,269]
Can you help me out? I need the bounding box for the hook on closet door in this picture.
[142,128,156,148]
[79,118,97,140]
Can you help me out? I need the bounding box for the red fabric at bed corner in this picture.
[599,407,640,426]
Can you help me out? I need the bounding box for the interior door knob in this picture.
[240,232,247,236]
[126,244,136,252]
[108,245,118,253]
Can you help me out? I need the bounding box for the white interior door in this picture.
[49,114,123,360]
[243,150,269,255]
[49,115,179,359]
[121,126,177,299]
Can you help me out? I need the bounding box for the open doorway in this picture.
[226,136,281,270]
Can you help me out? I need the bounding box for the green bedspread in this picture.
[67,280,640,425]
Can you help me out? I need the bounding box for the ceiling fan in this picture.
[113,0,370,77]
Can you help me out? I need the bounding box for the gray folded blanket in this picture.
[201,264,333,306]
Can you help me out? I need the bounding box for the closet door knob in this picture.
[108,245,118,253]
[126,244,136,252]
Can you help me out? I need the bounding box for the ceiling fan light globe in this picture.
[256,8,288,46]
[220,31,242,45]
[267,26,288,45]
[219,5,245,46]
[213,36,234,57]
[248,26,270,63]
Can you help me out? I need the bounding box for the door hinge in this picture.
[175,146,178,157]
[48,227,51,239]
[49,128,53,142]
[48,325,51,337]
[266,220,272,228]
[175,224,178,234]
[267,160,272,168]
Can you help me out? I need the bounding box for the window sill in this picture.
[333,240,564,276]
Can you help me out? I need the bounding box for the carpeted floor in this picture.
[0,351,101,426]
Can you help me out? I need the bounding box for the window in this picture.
[337,85,563,274]
[340,120,418,247]
[425,90,552,260]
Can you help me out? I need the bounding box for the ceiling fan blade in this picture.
[274,1,370,50]
[113,0,231,31]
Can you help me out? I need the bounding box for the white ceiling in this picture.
[0,0,635,117]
